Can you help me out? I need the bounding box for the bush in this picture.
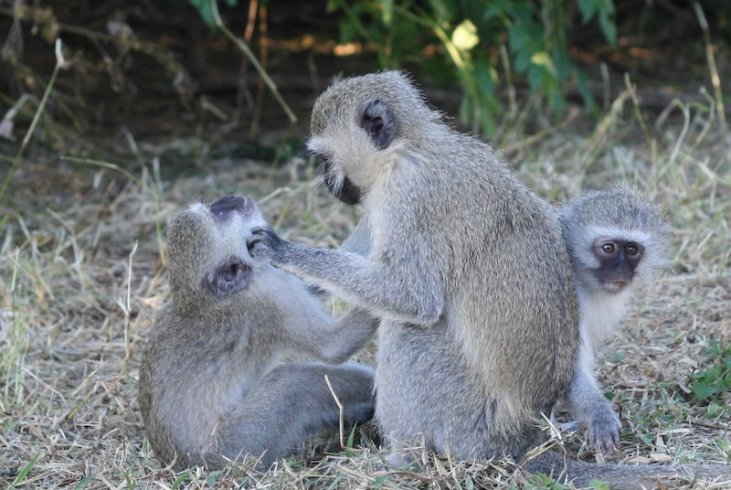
[327,0,616,134]
[187,0,616,135]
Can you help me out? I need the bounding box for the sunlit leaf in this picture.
[452,20,479,52]
[530,51,557,77]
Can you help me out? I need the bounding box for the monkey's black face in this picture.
[317,155,362,205]
[592,239,644,293]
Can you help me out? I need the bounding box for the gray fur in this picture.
[558,187,668,453]
[250,71,580,463]
[138,197,377,470]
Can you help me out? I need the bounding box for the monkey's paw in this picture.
[586,406,620,454]
[247,227,289,259]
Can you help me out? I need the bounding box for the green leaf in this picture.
[577,0,599,23]
[172,470,192,490]
[10,453,41,488]
[188,0,216,28]
[588,480,611,490]
[205,470,223,487]
[530,51,557,77]
[599,11,617,44]
[429,0,453,23]
[378,0,394,26]
[693,381,721,401]
[73,476,92,490]
[346,424,357,449]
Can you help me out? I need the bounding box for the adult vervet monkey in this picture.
[139,195,377,469]
[344,187,669,456]
[249,71,580,464]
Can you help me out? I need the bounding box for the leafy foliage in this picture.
[689,340,731,402]
[327,0,616,134]
[188,0,238,28]
[185,0,616,134]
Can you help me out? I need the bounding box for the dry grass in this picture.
[0,88,729,489]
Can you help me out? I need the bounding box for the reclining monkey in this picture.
[138,195,377,469]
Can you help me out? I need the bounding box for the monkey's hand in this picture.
[586,403,620,454]
[247,227,291,261]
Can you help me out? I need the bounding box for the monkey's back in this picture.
[373,130,579,458]
[138,302,268,469]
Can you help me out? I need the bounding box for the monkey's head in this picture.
[166,195,267,311]
[560,187,668,294]
[308,71,441,205]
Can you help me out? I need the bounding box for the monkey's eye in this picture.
[600,243,615,254]
[625,243,639,256]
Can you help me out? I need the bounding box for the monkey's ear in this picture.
[358,99,396,150]
[205,258,253,298]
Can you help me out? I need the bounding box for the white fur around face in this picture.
[587,225,651,245]
[577,285,633,351]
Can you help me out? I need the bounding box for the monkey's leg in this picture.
[218,362,375,467]
[567,360,620,454]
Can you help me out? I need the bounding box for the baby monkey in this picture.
[559,187,668,453]
[138,195,377,470]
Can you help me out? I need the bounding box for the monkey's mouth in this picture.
[602,280,627,293]
[205,256,253,297]
[316,155,362,205]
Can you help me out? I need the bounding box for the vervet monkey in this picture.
[343,188,670,455]
[138,195,377,470]
[249,71,580,465]
[558,187,668,453]
[250,72,731,487]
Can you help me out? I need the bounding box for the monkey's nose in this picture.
[210,195,254,216]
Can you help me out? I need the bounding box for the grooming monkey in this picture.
[249,72,731,487]
[343,188,668,455]
[249,71,580,465]
[138,195,377,470]
[558,187,668,454]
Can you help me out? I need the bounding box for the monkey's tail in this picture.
[523,450,731,489]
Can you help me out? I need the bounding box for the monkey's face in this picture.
[591,237,645,294]
[314,153,363,205]
[167,195,267,305]
[308,74,410,206]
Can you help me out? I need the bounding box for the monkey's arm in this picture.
[294,308,379,364]
[262,268,378,363]
[249,228,445,325]
[307,218,372,297]
[566,352,620,454]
